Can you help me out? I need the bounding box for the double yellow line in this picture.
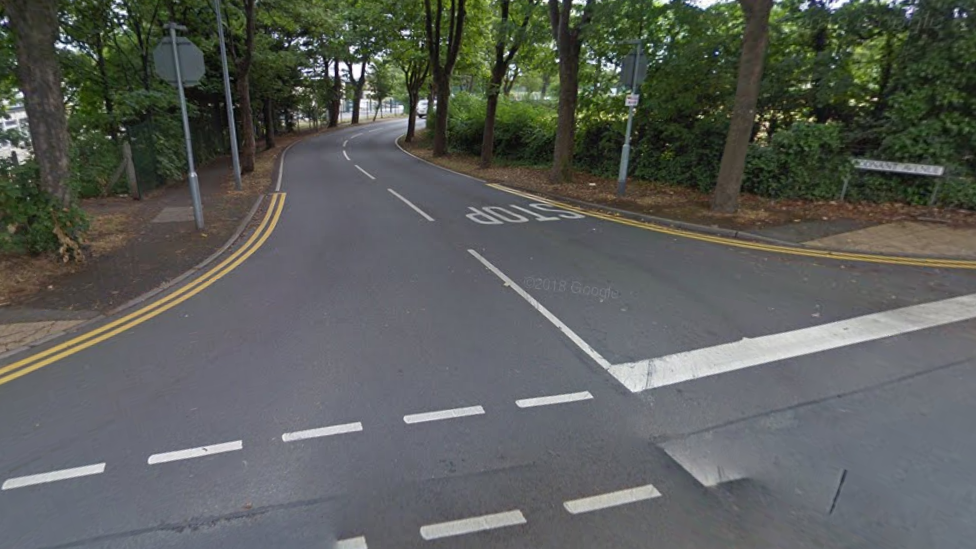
[488,183,976,270]
[0,193,287,387]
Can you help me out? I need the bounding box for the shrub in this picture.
[447,93,555,165]
[0,158,88,256]
[743,122,851,200]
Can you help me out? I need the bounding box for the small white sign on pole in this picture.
[625,94,640,107]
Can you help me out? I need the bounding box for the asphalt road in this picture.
[2,119,976,549]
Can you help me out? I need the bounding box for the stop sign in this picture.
[153,36,206,87]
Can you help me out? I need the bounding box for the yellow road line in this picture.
[487,183,976,270]
[0,194,287,387]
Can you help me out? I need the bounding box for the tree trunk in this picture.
[432,76,451,157]
[481,66,505,168]
[351,88,362,124]
[237,77,256,173]
[264,97,276,150]
[329,60,342,127]
[711,0,773,213]
[234,0,257,173]
[540,72,551,99]
[406,91,419,142]
[5,0,73,206]
[93,32,117,143]
[550,47,580,183]
[548,0,594,183]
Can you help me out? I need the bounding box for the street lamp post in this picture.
[213,0,242,191]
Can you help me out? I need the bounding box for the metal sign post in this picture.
[156,24,205,230]
[213,0,242,191]
[840,158,946,205]
[617,42,645,197]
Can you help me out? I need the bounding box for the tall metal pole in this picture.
[213,0,242,191]
[617,42,641,197]
[167,23,205,230]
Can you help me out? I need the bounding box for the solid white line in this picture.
[393,134,486,183]
[563,484,662,514]
[343,150,351,161]
[609,292,976,392]
[336,536,367,549]
[275,143,293,192]
[354,165,376,180]
[420,510,526,540]
[516,391,593,408]
[387,188,434,221]
[147,440,242,465]
[282,422,362,442]
[2,463,106,490]
[467,249,611,369]
[403,405,485,424]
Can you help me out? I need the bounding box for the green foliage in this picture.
[68,128,123,198]
[743,122,851,200]
[447,92,555,164]
[0,158,88,256]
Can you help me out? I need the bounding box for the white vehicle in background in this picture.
[417,99,435,118]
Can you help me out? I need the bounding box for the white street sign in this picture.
[625,94,640,107]
[852,158,944,177]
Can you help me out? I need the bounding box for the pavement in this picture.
[1,119,976,549]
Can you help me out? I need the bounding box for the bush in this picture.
[447,93,555,164]
[743,122,851,200]
[0,158,88,256]
[69,129,124,199]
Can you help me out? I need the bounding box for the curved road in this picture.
[2,119,976,548]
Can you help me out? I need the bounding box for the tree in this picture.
[548,0,595,183]
[389,0,429,141]
[3,0,73,206]
[226,0,258,173]
[424,0,469,157]
[711,0,774,213]
[480,0,539,168]
[369,62,395,121]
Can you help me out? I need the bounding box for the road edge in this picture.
[391,136,976,267]
[0,194,268,363]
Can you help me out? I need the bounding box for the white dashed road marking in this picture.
[336,536,368,548]
[343,139,349,148]
[355,165,376,180]
[516,391,593,408]
[467,249,611,369]
[350,132,363,140]
[420,509,527,540]
[388,188,434,221]
[282,422,363,442]
[147,440,242,465]
[2,463,106,491]
[563,484,662,514]
[343,150,351,161]
[403,405,485,424]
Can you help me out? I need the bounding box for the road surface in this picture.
[2,119,976,549]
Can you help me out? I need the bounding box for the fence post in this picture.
[123,141,140,200]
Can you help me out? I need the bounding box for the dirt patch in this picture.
[402,136,976,232]
[0,128,310,308]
